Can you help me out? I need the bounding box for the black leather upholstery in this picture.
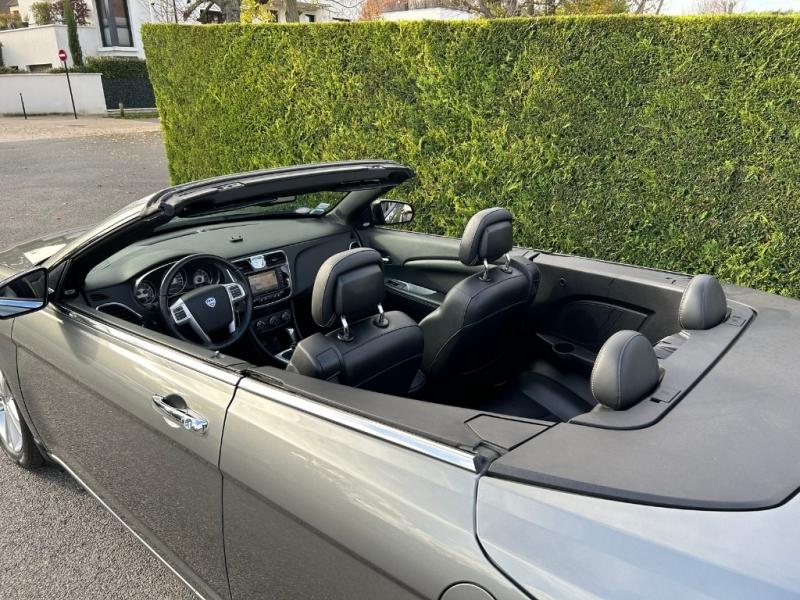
[654,275,728,359]
[288,311,423,396]
[679,274,727,330]
[591,330,660,410]
[311,247,385,328]
[289,248,423,396]
[421,208,539,386]
[458,207,514,266]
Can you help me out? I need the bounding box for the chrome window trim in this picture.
[48,454,208,600]
[58,306,241,386]
[239,377,480,473]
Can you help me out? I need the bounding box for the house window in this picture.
[303,13,316,22]
[332,17,350,21]
[95,0,133,47]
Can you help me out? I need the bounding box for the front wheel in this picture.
[0,368,44,469]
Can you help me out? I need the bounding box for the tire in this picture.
[0,368,44,469]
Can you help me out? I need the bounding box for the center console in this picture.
[234,250,297,365]
[233,250,292,308]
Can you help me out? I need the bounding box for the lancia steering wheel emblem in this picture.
[205,297,216,308]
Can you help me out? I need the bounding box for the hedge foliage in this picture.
[48,56,150,77]
[85,56,150,79]
[143,17,800,296]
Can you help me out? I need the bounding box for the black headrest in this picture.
[458,207,513,267]
[679,274,727,330]
[311,248,385,327]
[591,330,660,411]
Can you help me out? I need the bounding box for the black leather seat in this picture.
[287,248,424,396]
[654,275,728,359]
[419,207,539,388]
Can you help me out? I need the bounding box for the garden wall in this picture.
[0,72,106,114]
[143,17,800,296]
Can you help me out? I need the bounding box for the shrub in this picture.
[31,2,54,24]
[50,0,89,25]
[85,56,150,79]
[142,17,800,297]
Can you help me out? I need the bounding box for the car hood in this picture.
[0,228,88,280]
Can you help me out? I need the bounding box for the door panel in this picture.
[220,378,527,600]
[13,306,235,600]
[531,253,687,347]
[360,228,479,319]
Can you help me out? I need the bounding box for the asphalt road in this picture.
[0,124,197,599]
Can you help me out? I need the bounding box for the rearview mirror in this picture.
[0,267,49,320]
[371,200,414,226]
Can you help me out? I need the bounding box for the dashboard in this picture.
[82,218,361,333]
[132,261,224,309]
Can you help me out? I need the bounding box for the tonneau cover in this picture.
[488,285,800,510]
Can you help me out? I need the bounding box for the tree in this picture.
[285,0,299,21]
[183,0,241,22]
[63,0,83,66]
[240,0,277,21]
[31,1,54,24]
[559,0,626,13]
[695,0,741,12]
[50,0,90,23]
[627,0,663,13]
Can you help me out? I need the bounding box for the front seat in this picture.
[287,248,423,396]
[419,207,539,388]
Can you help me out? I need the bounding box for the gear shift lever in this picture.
[286,327,298,350]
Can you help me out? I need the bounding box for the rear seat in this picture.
[654,274,728,359]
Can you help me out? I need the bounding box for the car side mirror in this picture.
[371,200,414,226]
[0,267,49,320]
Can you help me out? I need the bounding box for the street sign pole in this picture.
[58,49,78,120]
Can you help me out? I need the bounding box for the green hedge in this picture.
[48,56,150,77]
[142,17,800,296]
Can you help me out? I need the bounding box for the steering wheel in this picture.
[158,254,253,351]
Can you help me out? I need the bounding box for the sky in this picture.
[662,0,800,13]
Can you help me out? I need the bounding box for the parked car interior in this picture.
[72,172,750,431]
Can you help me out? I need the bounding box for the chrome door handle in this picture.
[152,394,208,435]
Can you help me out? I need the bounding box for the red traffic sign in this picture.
[58,49,67,62]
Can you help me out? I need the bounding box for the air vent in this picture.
[97,303,143,325]
[233,259,254,275]
[264,252,286,266]
[88,292,110,303]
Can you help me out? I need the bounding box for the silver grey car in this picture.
[1,161,797,600]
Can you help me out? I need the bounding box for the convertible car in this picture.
[1,161,798,600]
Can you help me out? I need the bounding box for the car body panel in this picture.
[12,305,236,599]
[3,160,800,599]
[477,477,800,600]
[220,379,527,600]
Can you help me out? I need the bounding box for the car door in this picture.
[12,303,236,600]
[359,226,480,322]
[219,370,528,600]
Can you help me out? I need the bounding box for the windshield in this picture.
[157,190,347,232]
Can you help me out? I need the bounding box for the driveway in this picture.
[0,117,195,599]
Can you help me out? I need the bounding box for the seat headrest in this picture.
[679,274,727,330]
[591,330,660,411]
[311,248,385,328]
[458,207,513,267]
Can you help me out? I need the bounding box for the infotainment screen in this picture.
[248,270,279,294]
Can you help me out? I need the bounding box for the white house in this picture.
[378,0,474,20]
[0,0,358,71]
